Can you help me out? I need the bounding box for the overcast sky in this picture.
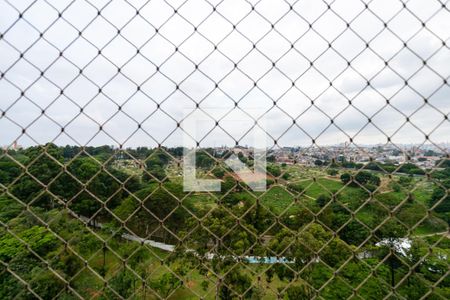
[0,0,449,149]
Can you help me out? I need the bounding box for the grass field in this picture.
[292,178,344,198]
[259,186,297,215]
[284,165,329,181]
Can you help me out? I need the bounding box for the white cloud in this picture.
[0,0,449,148]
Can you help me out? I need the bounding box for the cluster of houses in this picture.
[272,144,447,169]
[216,143,448,170]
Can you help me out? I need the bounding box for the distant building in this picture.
[3,141,22,151]
[232,146,251,156]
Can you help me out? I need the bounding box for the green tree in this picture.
[355,171,380,187]
[107,270,135,299]
[340,173,351,185]
[376,220,408,287]
[267,165,281,177]
[0,226,58,261]
[150,272,181,298]
[430,180,450,214]
[285,283,312,299]
[327,168,338,176]
[219,267,253,299]
[316,194,330,208]
[28,270,65,299]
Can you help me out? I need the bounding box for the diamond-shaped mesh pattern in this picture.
[0,0,450,299]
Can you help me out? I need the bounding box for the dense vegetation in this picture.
[0,144,449,299]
